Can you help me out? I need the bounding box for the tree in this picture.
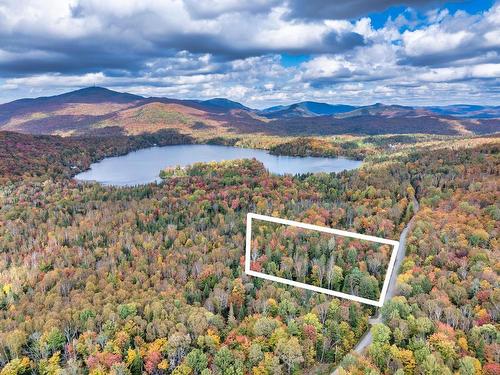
[248,344,263,366]
[368,343,390,371]
[186,349,208,374]
[359,274,379,300]
[0,357,31,375]
[126,349,143,375]
[172,363,193,375]
[381,297,411,323]
[214,347,243,375]
[342,267,362,295]
[275,337,303,375]
[229,278,245,310]
[428,333,457,367]
[420,354,452,375]
[253,317,279,338]
[372,324,391,344]
[4,330,27,360]
[370,323,394,370]
[41,328,65,356]
[326,263,343,291]
[252,353,282,375]
[390,346,415,374]
[38,351,62,375]
[458,356,481,375]
[168,332,191,368]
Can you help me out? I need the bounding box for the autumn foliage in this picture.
[0,131,498,374]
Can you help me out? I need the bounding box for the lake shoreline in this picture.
[75,144,362,187]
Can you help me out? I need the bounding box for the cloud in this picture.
[285,0,452,20]
[403,29,474,57]
[400,3,500,66]
[418,64,500,82]
[0,0,498,106]
[0,0,367,77]
[183,0,281,19]
[297,39,400,86]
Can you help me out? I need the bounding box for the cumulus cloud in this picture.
[0,0,498,106]
[0,0,366,76]
[400,3,500,66]
[418,64,500,82]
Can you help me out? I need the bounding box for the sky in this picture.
[0,0,498,108]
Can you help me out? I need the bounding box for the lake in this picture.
[74,144,362,186]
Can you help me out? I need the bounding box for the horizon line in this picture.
[1,85,499,110]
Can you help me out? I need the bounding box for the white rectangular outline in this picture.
[245,213,400,307]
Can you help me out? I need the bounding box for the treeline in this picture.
[0,130,192,182]
[269,137,368,160]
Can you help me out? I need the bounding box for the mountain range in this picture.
[0,87,498,137]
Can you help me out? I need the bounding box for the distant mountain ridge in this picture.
[260,101,357,118]
[420,104,500,119]
[200,98,251,111]
[0,87,498,137]
[259,101,499,119]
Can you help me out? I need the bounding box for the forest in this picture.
[0,130,498,375]
[250,221,391,301]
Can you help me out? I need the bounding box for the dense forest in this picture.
[268,138,367,160]
[0,130,193,183]
[340,137,500,374]
[0,131,498,374]
[250,221,391,301]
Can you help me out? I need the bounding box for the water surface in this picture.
[75,144,362,186]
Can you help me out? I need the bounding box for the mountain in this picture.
[200,98,250,111]
[334,103,432,118]
[421,104,500,119]
[0,87,498,137]
[48,86,144,103]
[1,87,141,111]
[261,101,357,118]
[262,102,500,120]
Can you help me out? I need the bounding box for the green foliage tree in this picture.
[214,347,243,375]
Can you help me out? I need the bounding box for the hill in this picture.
[0,87,498,137]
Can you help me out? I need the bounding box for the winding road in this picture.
[331,198,420,373]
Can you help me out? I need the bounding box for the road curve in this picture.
[331,198,419,373]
